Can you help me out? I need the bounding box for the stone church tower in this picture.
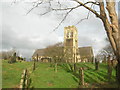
[64,25,79,63]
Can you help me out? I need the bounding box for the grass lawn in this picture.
[2,60,32,88]
[30,63,78,88]
[76,63,117,88]
[2,60,118,88]
[30,62,117,88]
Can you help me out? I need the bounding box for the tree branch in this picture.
[26,0,99,14]
[26,0,43,15]
[75,3,94,25]
[52,9,74,31]
[39,10,51,16]
[26,0,101,31]
[52,1,99,11]
[84,1,100,5]
[52,5,81,11]
[72,0,100,18]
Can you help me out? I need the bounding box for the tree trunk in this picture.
[99,0,120,84]
[116,60,120,86]
[106,1,120,85]
[118,4,120,86]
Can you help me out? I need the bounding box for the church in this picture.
[32,25,94,63]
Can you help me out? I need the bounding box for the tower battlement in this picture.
[64,25,77,31]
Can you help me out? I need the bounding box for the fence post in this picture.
[107,56,112,82]
[19,69,26,88]
[33,60,36,71]
[73,63,77,73]
[79,67,84,86]
[55,63,57,72]
[37,54,38,62]
[95,58,99,70]
[20,69,31,89]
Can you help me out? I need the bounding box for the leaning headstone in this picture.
[12,52,16,63]
[8,52,16,63]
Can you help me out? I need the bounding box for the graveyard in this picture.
[1,0,120,89]
[2,59,118,88]
[1,25,119,88]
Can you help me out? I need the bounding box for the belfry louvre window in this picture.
[67,32,73,38]
[70,32,73,37]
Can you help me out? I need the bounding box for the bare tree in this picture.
[44,42,64,63]
[0,49,16,60]
[97,38,115,62]
[44,42,64,72]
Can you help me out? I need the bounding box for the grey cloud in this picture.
[1,1,110,58]
[78,35,107,55]
[2,24,59,58]
[78,36,94,47]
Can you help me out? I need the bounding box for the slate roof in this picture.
[32,49,45,57]
[78,46,94,60]
[32,46,94,61]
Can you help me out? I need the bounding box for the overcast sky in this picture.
[0,0,119,59]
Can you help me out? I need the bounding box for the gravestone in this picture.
[8,52,16,63]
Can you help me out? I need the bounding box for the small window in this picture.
[67,32,69,38]
[70,32,73,37]
[67,32,73,38]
